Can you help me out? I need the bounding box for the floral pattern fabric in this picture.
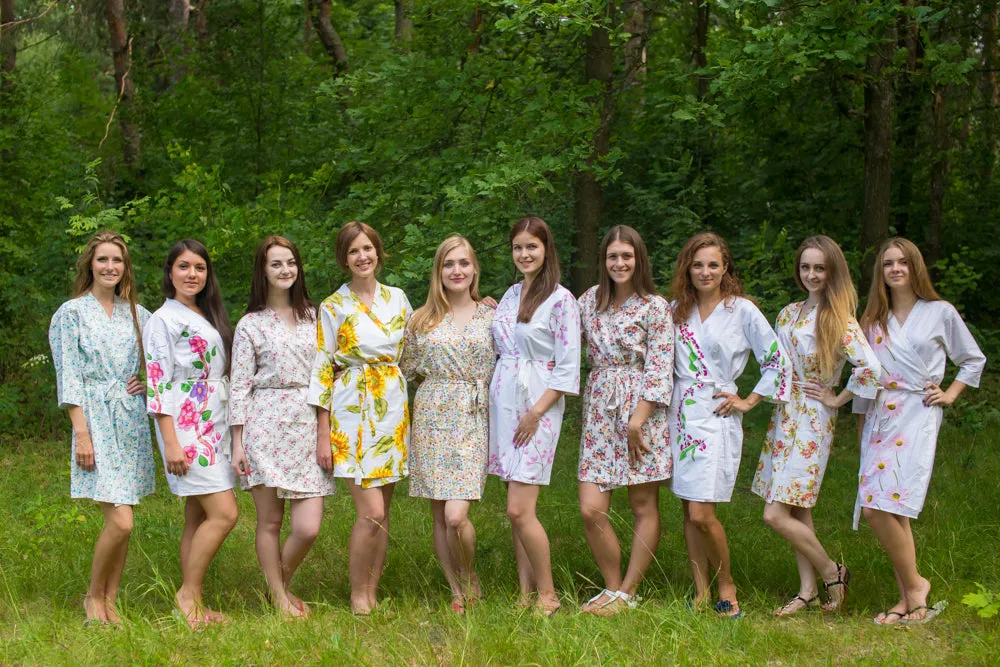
[488,283,581,486]
[230,309,335,499]
[752,301,881,508]
[400,303,496,500]
[144,298,237,496]
[668,297,791,503]
[307,283,411,489]
[578,287,674,492]
[852,300,985,527]
[49,294,155,505]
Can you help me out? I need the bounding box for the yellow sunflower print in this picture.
[330,429,351,465]
[369,457,395,479]
[338,321,359,354]
[318,361,336,389]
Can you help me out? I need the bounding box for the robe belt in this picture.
[497,356,550,413]
[188,376,230,403]
[705,379,739,395]
[95,377,133,408]
[590,364,643,429]
[423,377,489,415]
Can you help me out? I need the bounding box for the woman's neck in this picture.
[890,286,918,313]
[612,281,636,306]
[349,275,377,295]
[175,292,198,310]
[696,287,722,308]
[90,283,116,304]
[447,289,475,310]
[805,291,821,308]
[266,286,292,312]
[522,272,536,290]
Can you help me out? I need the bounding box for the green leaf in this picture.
[372,435,396,457]
[192,361,204,369]
[181,382,192,392]
[374,397,388,421]
[685,399,696,405]
[201,410,212,421]
[181,331,189,337]
[962,592,989,608]
[166,382,173,390]
[211,346,217,357]
[345,405,362,414]
[146,388,154,398]
[689,363,698,372]
[198,455,209,467]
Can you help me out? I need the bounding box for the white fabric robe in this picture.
[852,300,986,527]
[669,297,792,503]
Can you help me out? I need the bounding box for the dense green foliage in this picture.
[1,0,998,435]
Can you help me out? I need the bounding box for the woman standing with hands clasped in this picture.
[400,235,496,614]
[144,239,239,628]
[230,236,334,618]
[577,226,673,616]
[308,222,411,615]
[49,231,155,625]
[854,238,984,626]
[489,216,581,616]
[668,232,791,618]
[752,235,881,616]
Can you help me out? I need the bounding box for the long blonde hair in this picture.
[860,237,940,338]
[73,230,144,373]
[795,235,856,380]
[408,235,482,334]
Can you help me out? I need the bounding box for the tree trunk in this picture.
[105,0,141,171]
[572,8,615,295]
[169,0,191,31]
[1,0,15,94]
[394,0,413,44]
[460,5,483,71]
[926,85,950,269]
[860,23,895,292]
[693,0,709,101]
[624,0,646,87]
[309,0,348,75]
[983,1,998,177]
[892,1,924,239]
[196,0,209,42]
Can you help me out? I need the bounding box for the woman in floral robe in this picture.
[577,226,674,616]
[752,235,881,616]
[308,222,411,615]
[854,238,985,625]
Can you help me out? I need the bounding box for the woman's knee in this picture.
[762,505,784,531]
[687,507,718,533]
[579,502,608,528]
[291,517,321,543]
[107,508,134,536]
[444,506,469,531]
[506,502,532,526]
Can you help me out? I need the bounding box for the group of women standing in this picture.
[49,218,985,628]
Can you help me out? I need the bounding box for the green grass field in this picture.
[3,375,1000,665]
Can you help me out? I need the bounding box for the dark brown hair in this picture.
[860,237,940,339]
[595,225,658,312]
[670,232,744,322]
[246,236,316,322]
[511,216,561,323]
[74,230,144,375]
[335,221,387,275]
[162,239,234,371]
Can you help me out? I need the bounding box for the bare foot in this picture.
[464,573,483,605]
[286,591,310,617]
[174,592,207,630]
[592,595,627,617]
[874,600,908,626]
[903,577,932,621]
[774,593,819,617]
[83,594,107,624]
[536,593,561,617]
[103,599,121,624]
[351,597,374,616]
[581,590,616,614]
[517,591,535,609]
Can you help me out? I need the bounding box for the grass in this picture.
[2,374,1000,665]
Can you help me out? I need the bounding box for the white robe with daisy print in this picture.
[852,300,985,527]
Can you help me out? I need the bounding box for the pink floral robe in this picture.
[578,287,674,491]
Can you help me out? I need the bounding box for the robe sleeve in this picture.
[546,289,581,396]
[229,317,256,426]
[743,302,791,403]
[841,317,881,399]
[143,312,176,415]
[399,327,422,383]
[49,303,86,409]
[308,301,338,410]
[640,296,674,405]
[941,303,986,388]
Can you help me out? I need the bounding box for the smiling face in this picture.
[91,242,124,291]
[605,240,636,289]
[512,231,545,279]
[265,245,298,292]
[881,245,910,291]
[689,245,725,296]
[799,247,828,295]
[346,232,378,280]
[170,249,208,301]
[441,245,475,297]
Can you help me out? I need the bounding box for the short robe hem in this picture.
[672,489,735,504]
[238,481,332,499]
[857,499,922,521]
[752,488,819,509]
[70,491,149,506]
[166,484,237,498]
[579,472,672,493]
[339,473,405,489]
[489,470,552,486]
[408,489,485,501]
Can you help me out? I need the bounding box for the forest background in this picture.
[2,0,1000,430]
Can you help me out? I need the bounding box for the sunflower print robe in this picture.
[307,282,412,488]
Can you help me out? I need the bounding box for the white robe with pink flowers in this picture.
[852,300,985,527]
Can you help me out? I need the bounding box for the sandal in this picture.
[822,563,851,611]
[898,600,947,626]
[592,591,638,617]
[873,610,906,626]
[774,594,820,617]
[715,599,742,619]
[450,598,466,615]
[581,589,616,614]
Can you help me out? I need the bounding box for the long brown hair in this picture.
[595,225,658,312]
[162,239,234,371]
[335,221,387,275]
[246,236,316,322]
[795,235,856,379]
[670,232,745,322]
[511,216,562,323]
[860,237,941,338]
[74,230,144,375]
[409,235,482,335]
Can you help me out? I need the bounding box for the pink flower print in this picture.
[183,445,198,464]
[884,373,905,391]
[883,397,903,418]
[189,335,208,355]
[884,486,910,505]
[860,484,879,505]
[889,433,907,450]
[147,361,164,386]
[871,329,888,352]
[867,454,892,477]
[801,440,820,459]
[189,381,209,403]
[177,399,199,430]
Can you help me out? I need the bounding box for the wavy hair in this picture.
[594,225,658,312]
[860,237,940,338]
[511,216,562,323]
[794,235,856,380]
[670,232,745,322]
[162,239,234,372]
[73,230,144,375]
[408,235,482,335]
[246,236,316,322]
